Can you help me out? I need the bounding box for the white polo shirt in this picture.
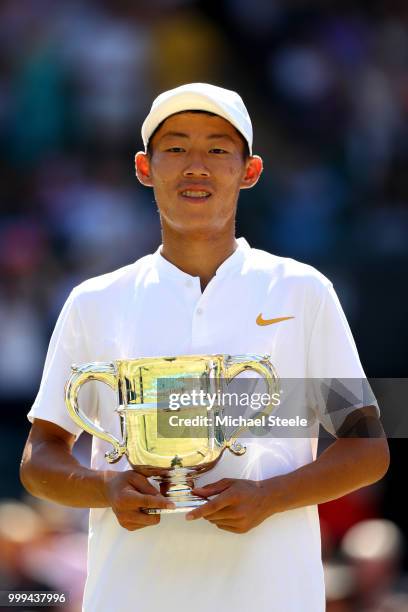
[28,238,375,612]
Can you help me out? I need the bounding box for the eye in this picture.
[209,148,228,154]
[165,147,185,153]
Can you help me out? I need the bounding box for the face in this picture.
[135,112,263,237]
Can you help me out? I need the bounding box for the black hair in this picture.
[146,110,250,159]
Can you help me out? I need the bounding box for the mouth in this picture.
[179,189,212,203]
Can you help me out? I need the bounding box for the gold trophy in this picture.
[65,354,278,513]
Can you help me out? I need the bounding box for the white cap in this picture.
[141,83,253,155]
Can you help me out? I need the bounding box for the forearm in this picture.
[20,438,114,508]
[266,437,390,513]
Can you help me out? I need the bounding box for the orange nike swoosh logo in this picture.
[256,314,295,326]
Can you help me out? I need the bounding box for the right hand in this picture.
[104,470,175,530]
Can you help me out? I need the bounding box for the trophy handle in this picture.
[223,355,279,455]
[65,362,126,463]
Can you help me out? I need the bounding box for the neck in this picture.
[160,226,238,291]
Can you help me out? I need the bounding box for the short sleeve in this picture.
[307,283,379,436]
[27,290,96,437]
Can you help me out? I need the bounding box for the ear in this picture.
[135,151,153,187]
[240,155,263,190]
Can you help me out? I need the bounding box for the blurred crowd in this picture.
[0,0,407,609]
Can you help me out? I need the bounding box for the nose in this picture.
[183,152,210,178]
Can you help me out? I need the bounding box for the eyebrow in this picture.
[207,134,236,142]
[159,131,189,140]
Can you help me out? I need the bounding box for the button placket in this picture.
[191,282,217,349]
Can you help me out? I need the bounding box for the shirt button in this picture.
[196,307,203,315]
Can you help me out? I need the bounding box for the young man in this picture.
[21,83,389,612]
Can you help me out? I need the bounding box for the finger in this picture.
[207,518,237,528]
[186,494,232,521]
[202,507,238,521]
[134,511,162,525]
[119,513,160,530]
[136,492,175,511]
[134,512,161,527]
[122,490,175,511]
[120,508,161,524]
[126,472,160,496]
[192,479,233,497]
[216,524,240,533]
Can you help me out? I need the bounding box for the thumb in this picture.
[126,471,159,496]
[192,478,233,496]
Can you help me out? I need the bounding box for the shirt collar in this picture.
[152,237,251,282]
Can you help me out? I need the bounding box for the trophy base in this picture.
[143,496,207,515]
[142,471,208,514]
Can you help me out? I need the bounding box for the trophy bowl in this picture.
[65,354,279,513]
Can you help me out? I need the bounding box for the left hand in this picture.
[185,478,273,533]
